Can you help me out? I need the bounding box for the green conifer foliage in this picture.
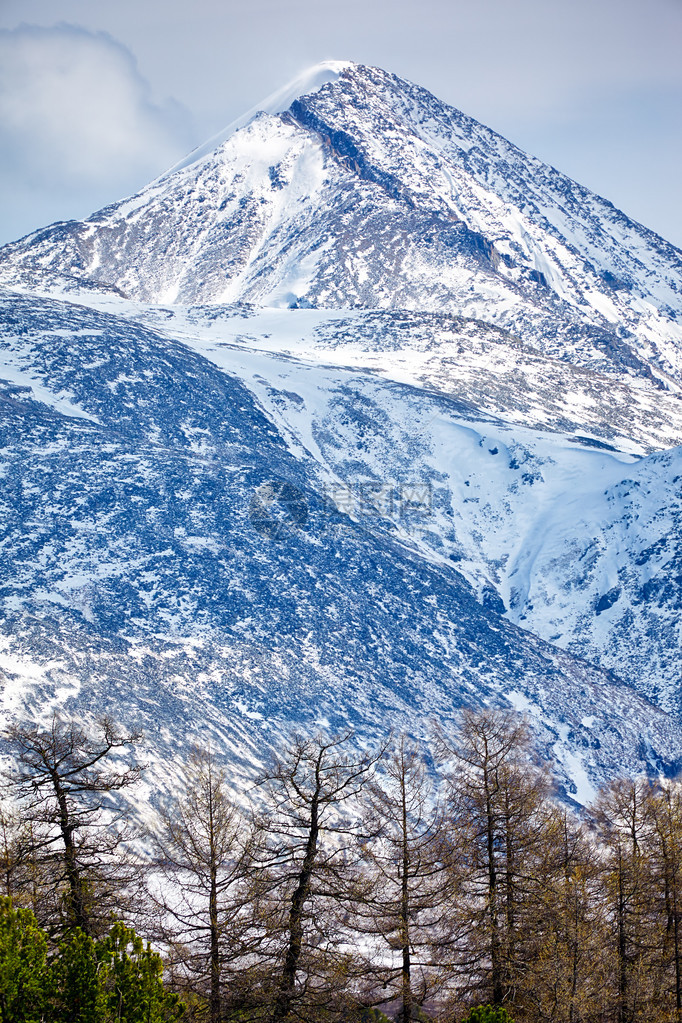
[42,920,184,1023]
[97,921,185,1023]
[48,928,104,1023]
[462,1006,515,1023]
[0,898,48,1023]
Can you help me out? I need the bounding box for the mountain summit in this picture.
[2,62,681,385]
[1,64,682,798]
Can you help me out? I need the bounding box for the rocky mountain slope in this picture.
[0,62,681,798]
[90,297,682,717]
[2,287,681,799]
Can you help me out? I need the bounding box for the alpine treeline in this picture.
[1,709,682,1023]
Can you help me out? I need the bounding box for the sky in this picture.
[0,0,681,248]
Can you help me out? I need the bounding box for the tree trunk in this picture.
[503,784,515,1002]
[483,763,502,1005]
[51,768,89,934]
[617,846,629,1023]
[673,874,682,1019]
[271,792,320,1023]
[208,772,221,1023]
[400,764,412,1023]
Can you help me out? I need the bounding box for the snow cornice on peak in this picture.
[157,60,355,182]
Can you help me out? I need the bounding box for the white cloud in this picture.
[0,23,195,241]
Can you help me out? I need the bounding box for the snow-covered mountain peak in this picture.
[1,59,680,394]
[159,59,355,180]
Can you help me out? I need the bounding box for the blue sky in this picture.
[1,0,681,247]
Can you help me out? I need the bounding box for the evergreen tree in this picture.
[48,927,104,1023]
[97,921,185,1023]
[0,897,48,1023]
[46,920,185,1023]
[462,1006,514,1023]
